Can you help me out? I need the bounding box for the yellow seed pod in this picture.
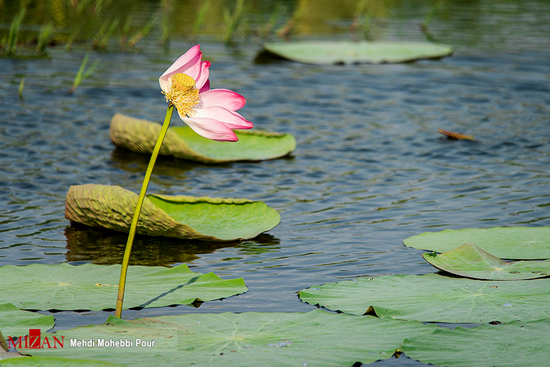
[172,73,196,91]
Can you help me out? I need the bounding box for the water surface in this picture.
[1,1,549,365]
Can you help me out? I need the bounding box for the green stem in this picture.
[115,104,174,318]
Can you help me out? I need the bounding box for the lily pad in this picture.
[262,41,453,65]
[18,310,437,366]
[65,184,280,241]
[0,357,123,366]
[403,318,550,367]
[0,263,246,311]
[0,303,55,339]
[404,227,550,260]
[299,274,550,323]
[423,244,550,280]
[0,303,54,337]
[110,113,296,163]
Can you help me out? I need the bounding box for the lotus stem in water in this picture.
[115,104,174,318]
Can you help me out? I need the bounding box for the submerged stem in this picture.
[115,104,174,318]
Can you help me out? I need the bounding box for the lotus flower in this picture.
[159,45,252,142]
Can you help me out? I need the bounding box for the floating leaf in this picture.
[65,184,280,241]
[110,114,296,163]
[0,304,54,338]
[19,310,437,366]
[438,128,475,140]
[0,357,122,366]
[423,244,550,280]
[299,274,550,323]
[404,227,550,260]
[0,263,246,311]
[403,318,550,367]
[262,41,453,65]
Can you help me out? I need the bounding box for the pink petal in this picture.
[194,106,253,129]
[179,113,239,142]
[195,61,211,91]
[183,57,203,82]
[199,79,210,93]
[159,45,202,92]
[199,89,246,111]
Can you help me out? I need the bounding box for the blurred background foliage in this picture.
[1,0,546,57]
[1,0,432,56]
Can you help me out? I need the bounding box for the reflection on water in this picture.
[64,225,231,266]
[110,146,204,182]
[64,225,280,266]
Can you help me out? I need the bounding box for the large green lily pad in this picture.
[0,357,123,366]
[299,274,550,323]
[110,113,296,163]
[262,41,453,65]
[423,244,550,280]
[0,303,54,337]
[403,318,550,367]
[0,263,246,311]
[404,227,550,259]
[65,184,280,241]
[18,310,437,366]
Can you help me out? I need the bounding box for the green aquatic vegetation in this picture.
[1,356,123,366]
[403,318,550,367]
[275,6,306,40]
[18,77,24,99]
[0,263,246,311]
[193,1,210,38]
[350,0,373,41]
[64,23,83,51]
[110,113,296,163]
[127,14,156,48]
[75,0,96,16]
[91,19,110,49]
[69,52,101,94]
[423,243,550,280]
[158,0,171,49]
[118,16,132,49]
[299,273,550,323]
[92,18,120,50]
[92,0,110,16]
[3,6,26,57]
[421,0,448,41]
[257,2,286,39]
[0,303,54,336]
[262,41,453,65]
[65,184,280,241]
[222,0,246,43]
[36,23,54,56]
[16,310,437,367]
[404,227,550,259]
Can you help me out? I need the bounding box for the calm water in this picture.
[1,0,550,365]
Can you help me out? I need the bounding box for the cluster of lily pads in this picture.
[2,42,548,366]
[1,227,548,366]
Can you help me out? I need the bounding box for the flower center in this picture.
[165,73,200,117]
[173,73,196,91]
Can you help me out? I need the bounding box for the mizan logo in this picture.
[7,329,64,349]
